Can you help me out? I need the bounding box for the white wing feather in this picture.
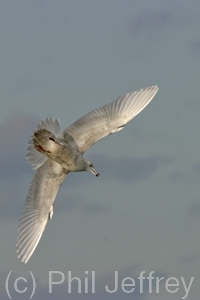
[63,86,158,153]
[16,160,67,263]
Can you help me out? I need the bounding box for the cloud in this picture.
[0,114,40,219]
[0,189,24,219]
[188,40,200,60]
[179,253,199,264]
[90,153,173,183]
[13,77,44,93]
[187,202,200,218]
[130,9,173,39]
[168,171,189,182]
[55,190,110,216]
[129,5,197,40]
[193,161,200,174]
[189,40,200,52]
[0,113,39,180]
[81,202,108,214]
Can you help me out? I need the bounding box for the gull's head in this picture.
[86,160,99,177]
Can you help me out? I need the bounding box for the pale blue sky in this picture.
[1,0,200,299]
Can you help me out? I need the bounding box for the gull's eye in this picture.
[49,137,55,142]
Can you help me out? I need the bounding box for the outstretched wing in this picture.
[63,86,158,153]
[16,160,67,263]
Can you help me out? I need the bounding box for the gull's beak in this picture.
[91,167,100,177]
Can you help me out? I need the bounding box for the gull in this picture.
[16,85,159,263]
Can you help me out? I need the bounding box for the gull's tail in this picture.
[26,118,61,170]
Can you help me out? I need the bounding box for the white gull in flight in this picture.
[16,85,159,263]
